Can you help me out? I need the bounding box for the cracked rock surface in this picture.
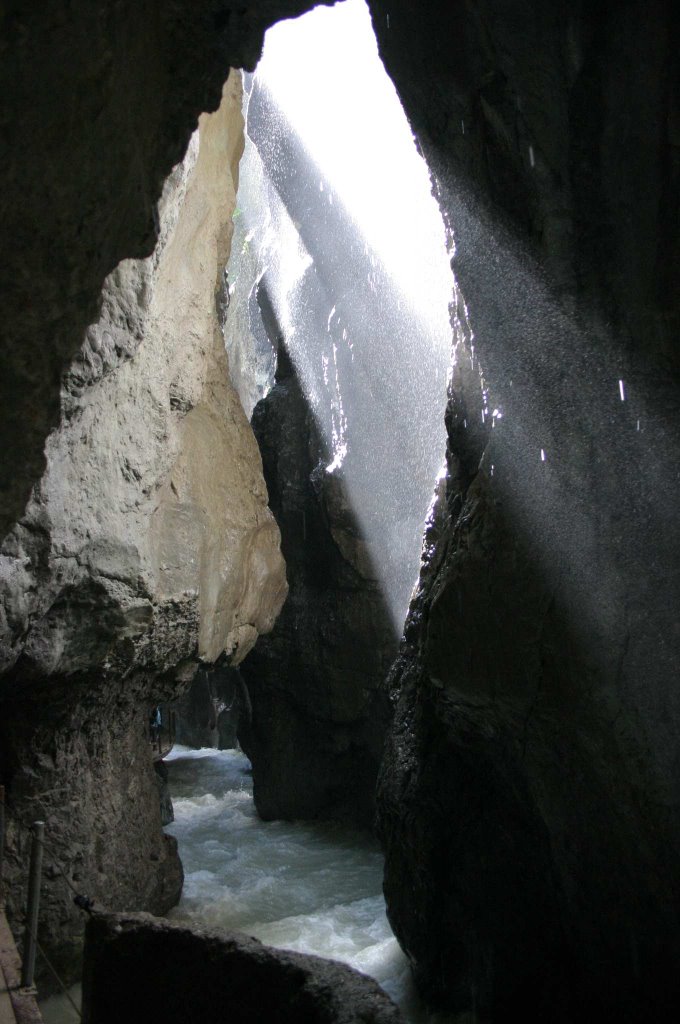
[0,73,285,981]
[0,0,329,537]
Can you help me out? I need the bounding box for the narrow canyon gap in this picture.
[0,1,678,1022]
[226,0,456,826]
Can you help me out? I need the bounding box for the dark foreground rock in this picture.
[371,0,680,1019]
[82,912,403,1024]
[0,684,184,984]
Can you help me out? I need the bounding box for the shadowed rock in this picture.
[0,0,330,537]
[0,75,285,985]
[82,912,403,1024]
[371,0,680,1018]
[239,280,395,825]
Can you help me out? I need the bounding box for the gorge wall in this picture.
[239,328,395,825]
[0,72,286,978]
[370,0,680,1019]
[0,0,329,540]
[232,45,451,826]
[82,911,403,1024]
[173,663,248,750]
[0,0,678,1019]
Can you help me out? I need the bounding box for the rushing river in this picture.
[41,745,456,1023]
[165,746,423,1016]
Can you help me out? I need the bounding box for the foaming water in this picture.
[165,746,451,1022]
[40,745,456,1023]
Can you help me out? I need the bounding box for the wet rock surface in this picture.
[82,911,403,1024]
[1,684,184,984]
[0,0,677,1016]
[239,344,395,826]
[370,0,680,1019]
[0,73,285,980]
[174,663,248,751]
[0,0,329,538]
[154,760,175,827]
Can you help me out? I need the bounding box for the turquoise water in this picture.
[40,746,459,1024]
[165,746,411,1002]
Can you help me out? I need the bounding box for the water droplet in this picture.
[386,13,390,28]
[529,145,535,168]
[540,449,546,462]
[636,419,641,431]
[461,120,465,135]
[618,379,626,401]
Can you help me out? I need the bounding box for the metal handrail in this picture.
[149,707,176,761]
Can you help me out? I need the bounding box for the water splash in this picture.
[229,0,454,630]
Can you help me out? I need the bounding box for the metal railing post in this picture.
[21,820,45,988]
[0,784,5,905]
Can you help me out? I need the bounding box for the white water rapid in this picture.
[164,746,453,1024]
[40,746,456,1023]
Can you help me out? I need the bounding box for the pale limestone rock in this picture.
[0,71,287,681]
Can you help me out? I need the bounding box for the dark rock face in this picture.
[82,911,403,1024]
[174,664,247,750]
[0,0,328,538]
[0,682,183,982]
[369,0,680,1018]
[0,72,287,983]
[240,346,395,825]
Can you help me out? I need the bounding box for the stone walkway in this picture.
[0,910,42,1024]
